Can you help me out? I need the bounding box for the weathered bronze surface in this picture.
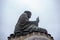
[14,11,47,36]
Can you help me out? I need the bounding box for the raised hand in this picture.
[36,17,39,23]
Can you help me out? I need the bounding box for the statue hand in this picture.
[36,17,39,23]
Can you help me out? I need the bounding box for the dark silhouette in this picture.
[14,11,47,36]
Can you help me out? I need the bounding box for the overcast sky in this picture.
[0,0,60,40]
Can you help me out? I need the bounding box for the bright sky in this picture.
[1,0,60,40]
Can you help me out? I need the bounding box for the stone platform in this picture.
[8,32,54,40]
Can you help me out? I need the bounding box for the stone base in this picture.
[8,32,54,40]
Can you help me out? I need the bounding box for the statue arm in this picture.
[26,21,39,26]
[26,17,39,26]
[26,17,39,24]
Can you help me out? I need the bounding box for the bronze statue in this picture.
[14,11,47,36]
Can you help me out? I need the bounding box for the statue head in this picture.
[24,11,31,18]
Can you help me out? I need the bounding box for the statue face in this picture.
[28,13,31,18]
